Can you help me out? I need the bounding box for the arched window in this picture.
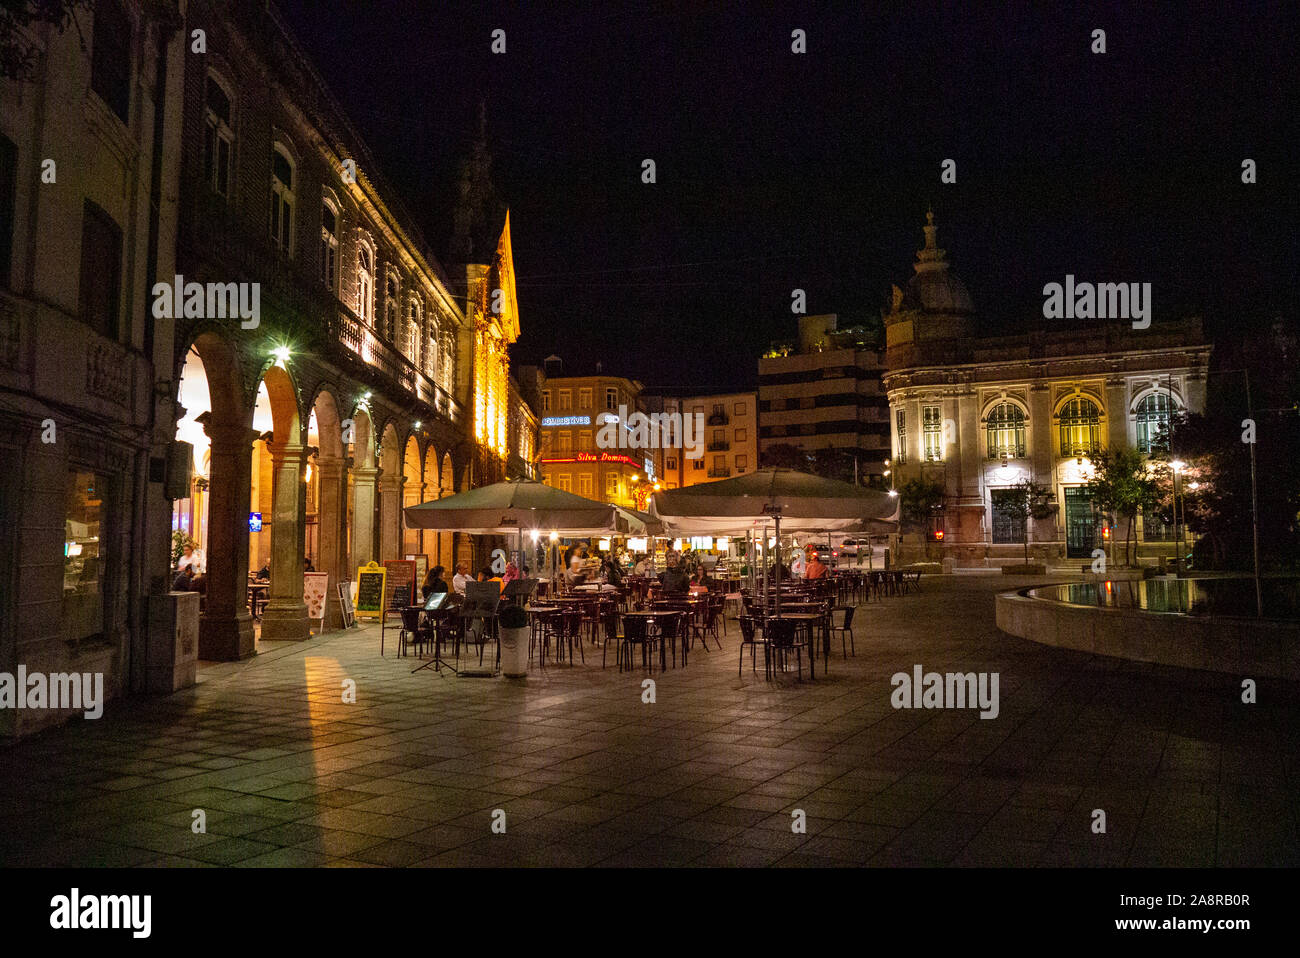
[204,74,234,198]
[1134,392,1178,454]
[440,329,454,386]
[356,242,374,323]
[269,144,294,254]
[319,198,338,292]
[385,273,399,342]
[986,402,1026,459]
[1058,397,1101,457]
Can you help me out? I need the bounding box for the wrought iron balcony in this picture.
[707,412,729,426]
[707,467,732,478]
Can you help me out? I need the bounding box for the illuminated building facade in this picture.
[531,360,649,507]
[639,389,759,489]
[883,212,1212,567]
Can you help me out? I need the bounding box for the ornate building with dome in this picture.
[884,212,1212,568]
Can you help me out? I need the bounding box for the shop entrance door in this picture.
[1064,486,1096,558]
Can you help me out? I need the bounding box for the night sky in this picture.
[275,0,1298,391]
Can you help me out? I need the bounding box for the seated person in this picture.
[172,568,195,592]
[658,553,691,595]
[805,553,829,580]
[421,565,449,601]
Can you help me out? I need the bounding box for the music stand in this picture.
[458,581,502,677]
[410,591,457,675]
[500,577,538,607]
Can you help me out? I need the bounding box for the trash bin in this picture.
[498,604,530,678]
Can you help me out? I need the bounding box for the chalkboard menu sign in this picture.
[383,559,416,608]
[355,562,387,617]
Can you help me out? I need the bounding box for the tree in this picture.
[1085,447,1160,566]
[1,0,90,82]
[997,479,1057,563]
[759,443,809,471]
[898,478,944,535]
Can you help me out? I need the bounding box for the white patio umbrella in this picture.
[649,468,899,614]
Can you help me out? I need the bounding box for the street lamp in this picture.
[1169,459,1188,576]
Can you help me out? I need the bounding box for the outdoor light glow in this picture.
[1171,459,1186,473]
[271,345,291,366]
[888,489,899,497]
[413,420,421,429]
[630,475,639,483]
[549,531,558,542]
[1188,481,1200,490]
[627,537,648,552]
[598,538,611,551]
[530,529,539,542]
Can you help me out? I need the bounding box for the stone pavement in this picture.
[1,574,1297,867]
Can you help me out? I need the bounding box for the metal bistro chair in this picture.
[620,614,656,673]
[765,618,806,681]
[659,611,689,669]
[397,606,431,659]
[830,605,856,657]
[738,614,770,679]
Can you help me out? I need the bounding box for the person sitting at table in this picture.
[502,560,521,585]
[172,567,195,592]
[805,552,829,580]
[177,543,202,575]
[659,552,691,595]
[451,562,470,593]
[421,565,449,600]
[633,554,649,576]
[255,563,270,580]
[479,566,502,586]
[304,556,315,573]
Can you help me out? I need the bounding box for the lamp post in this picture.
[1170,459,1186,576]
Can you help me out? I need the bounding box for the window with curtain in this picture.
[204,75,235,198]
[319,200,338,291]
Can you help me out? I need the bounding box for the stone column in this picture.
[316,455,349,629]
[1105,377,1129,451]
[378,473,402,562]
[199,422,258,661]
[351,464,379,571]
[259,439,311,641]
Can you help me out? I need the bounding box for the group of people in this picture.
[564,544,623,588]
[420,560,526,601]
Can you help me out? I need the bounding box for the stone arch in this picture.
[310,387,349,627]
[348,405,379,571]
[402,432,423,557]
[254,362,310,641]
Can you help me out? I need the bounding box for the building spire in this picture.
[915,207,947,272]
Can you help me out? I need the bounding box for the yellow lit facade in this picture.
[466,212,520,462]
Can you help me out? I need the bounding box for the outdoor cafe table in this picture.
[766,613,825,678]
[621,610,687,670]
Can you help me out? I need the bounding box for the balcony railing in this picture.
[707,412,729,426]
[706,440,730,452]
[181,187,464,425]
[707,467,731,478]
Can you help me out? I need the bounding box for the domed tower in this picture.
[884,210,975,370]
